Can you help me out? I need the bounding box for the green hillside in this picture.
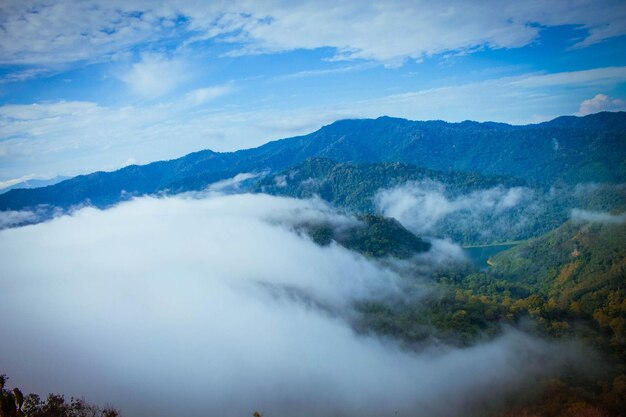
[352,216,626,416]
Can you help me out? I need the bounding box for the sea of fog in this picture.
[0,192,587,417]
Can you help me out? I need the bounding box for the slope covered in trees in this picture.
[255,157,527,212]
[258,158,626,244]
[354,218,626,417]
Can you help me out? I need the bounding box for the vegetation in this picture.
[259,158,626,245]
[255,157,527,211]
[1,112,624,416]
[353,219,626,417]
[301,213,430,258]
[0,375,119,417]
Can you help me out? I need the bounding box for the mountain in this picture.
[257,159,626,244]
[255,157,527,212]
[302,213,431,259]
[490,220,626,331]
[1,112,625,212]
[0,176,69,195]
[350,216,626,416]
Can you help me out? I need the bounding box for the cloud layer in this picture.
[2,0,626,66]
[0,193,580,417]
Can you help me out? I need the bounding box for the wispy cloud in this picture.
[0,174,40,190]
[509,66,626,88]
[374,180,536,241]
[275,63,375,80]
[358,66,626,124]
[0,68,51,83]
[183,83,235,106]
[571,208,626,224]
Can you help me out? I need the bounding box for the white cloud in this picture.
[1,1,626,67]
[0,174,39,190]
[0,0,172,65]
[120,53,189,99]
[576,93,626,116]
[0,209,38,228]
[183,84,235,106]
[0,193,583,416]
[0,68,51,83]
[571,208,626,224]
[375,180,533,235]
[510,67,626,88]
[206,172,260,192]
[374,180,547,243]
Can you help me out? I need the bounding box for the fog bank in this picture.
[0,193,583,416]
[374,180,536,238]
[571,208,626,224]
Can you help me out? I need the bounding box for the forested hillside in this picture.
[255,157,527,211]
[351,219,626,417]
[259,158,626,245]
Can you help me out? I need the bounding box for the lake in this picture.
[463,244,518,270]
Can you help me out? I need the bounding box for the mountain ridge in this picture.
[1,111,625,212]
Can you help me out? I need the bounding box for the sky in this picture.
[1,0,626,185]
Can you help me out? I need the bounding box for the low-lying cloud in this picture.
[374,180,538,242]
[0,206,63,229]
[571,208,626,224]
[0,193,583,416]
[0,209,38,228]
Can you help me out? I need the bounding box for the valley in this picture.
[2,3,626,416]
[1,112,625,417]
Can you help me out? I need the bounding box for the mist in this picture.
[0,209,38,228]
[374,180,547,242]
[571,208,626,224]
[0,193,585,417]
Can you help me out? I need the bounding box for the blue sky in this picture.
[1,0,626,186]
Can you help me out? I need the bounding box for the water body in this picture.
[463,244,517,270]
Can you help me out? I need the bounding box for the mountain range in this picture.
[1,111,625,212]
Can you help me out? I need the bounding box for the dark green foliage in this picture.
[341,215,431,258]
[255,157,526,212]
[355,218,626,416]
[300,214,430,258]
[259,159,626,245]
[489,221,626,354]
[0,375,119,417]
